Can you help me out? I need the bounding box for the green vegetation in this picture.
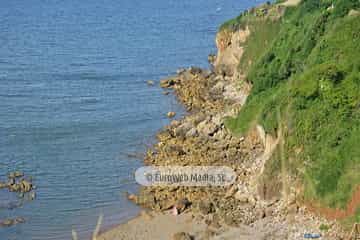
[356,207,360,222]
[319,224,330,231]
[238,20,281,75]
[219,2,279,32]
[222,0,360,222]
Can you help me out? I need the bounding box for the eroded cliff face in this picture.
[214,26,250,78]
[210,27,252,108]
[211,24,294,213]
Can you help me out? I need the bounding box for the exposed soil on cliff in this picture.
[307,185,360,220]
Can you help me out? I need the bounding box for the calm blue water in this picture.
[0,0,263,239]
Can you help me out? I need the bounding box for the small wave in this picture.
[63,96,101,105]
[80,97,101,104]
[26,83,46,89]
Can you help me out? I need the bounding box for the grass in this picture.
[223,0,360,221]
[319,223,330,231]
[72,214,103,240]
[238,19,281,75]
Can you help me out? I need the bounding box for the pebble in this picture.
[147,80,155,86]
[167,112,176,118]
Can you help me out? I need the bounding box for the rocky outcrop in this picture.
[0,217,26,227]
[214,27,250,78]
[1,171,34,194]
[0,171,35,228]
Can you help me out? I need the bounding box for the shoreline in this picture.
[98,1,352,239]
[99,65,345,239]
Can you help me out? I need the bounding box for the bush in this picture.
[227,0,360,213]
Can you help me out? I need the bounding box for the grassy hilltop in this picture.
[222,0,360,225]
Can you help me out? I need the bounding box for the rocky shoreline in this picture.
[123,64,345,239]
[104,1,350,238]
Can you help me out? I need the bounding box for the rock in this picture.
[159,199,174,211]
[8,172,16,179]
[8,178,15,186]
[175,198,191,214]
[14,171,23,178]
[160,77,179,88]
[287,193,296,205]
[225,185,238,198]
[8,171,26,180]
[0,182,8,189]
[0,219,15,227]
[135,192,156,207]
[147,80,155,86]
[9,183,20,192]
[127,193,137,202]
[163,91,170,95]
[197,120,218,136]
[248,196,257,207]
[208,54,216,65]
[174,122,193,138]
[180,70,195,81]
[213,129,228,140]
[167,112,176,118]
[348,9,360,16]
[0,217,25,227]
[173,232,193,240]
[169,120,182,128]
[29,191,36,201]
[200,69,212,78]
[209,81,225,96]
[164,145,185,156]
[176,68,186,75]
[15,217,26,224]
[20,180,32,193]
[210,115,222,126]
[234,192,248,203]
[185,128,199,138]
[224,214,237,226]
[189,66,202,75]
[191,113,207,125]
[198,201,215,215]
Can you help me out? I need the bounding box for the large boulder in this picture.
[197,120,218,137]
[173,122,193,138]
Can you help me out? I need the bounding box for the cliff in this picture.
[222,0,360,229]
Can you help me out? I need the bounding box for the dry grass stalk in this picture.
[71,214,104,240]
